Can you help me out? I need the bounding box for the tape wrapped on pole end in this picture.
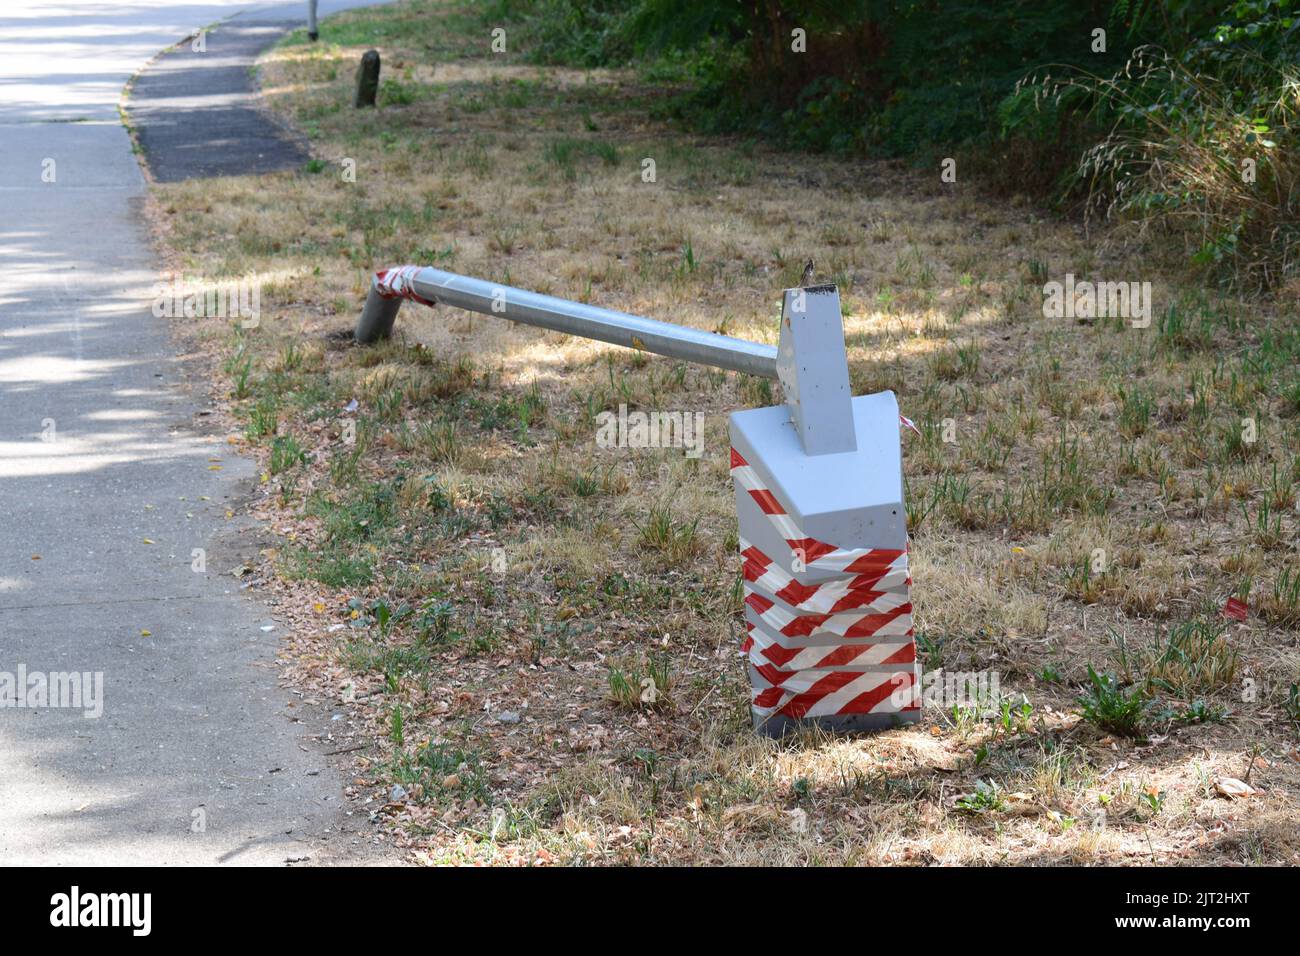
[373,265,438,308]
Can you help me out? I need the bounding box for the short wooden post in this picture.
[354,50,380,108]
[307,0,319,41]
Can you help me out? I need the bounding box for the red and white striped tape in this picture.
[745,591,913,640]
[743,622,916,672]
[731,431,919,725]
[740,538,909,613]
[751,658,919,690]
[751,667,920,720]
[730,448,907,572]
[373,265,437,307]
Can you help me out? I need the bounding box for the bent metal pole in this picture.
[355,265,779,380]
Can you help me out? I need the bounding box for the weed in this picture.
[1285,682,1300,730]
[390,705,404,745]
[228,354,253,399]
[1139,787,1166,815]
[1260,566,1300,627]
[419,420,460,465]
[997,695,1034,735]
[269,435,306,475]
[1156,699,1228,726]
[679,239,698,276]
[1242,497,1285,550]
[390,741,488,804]
[633,505,700,564]
[416,598,457,643]
[1117,385,1154,438]
[545,136,619,180]
[1078,665,1149,737]
[245,396,278,439]
[608,654,672,710]
[956,779,1006,814]
[1114,618,1239,699]
[570,470,599,497]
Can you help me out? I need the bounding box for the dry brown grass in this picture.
[147,0,1300,865]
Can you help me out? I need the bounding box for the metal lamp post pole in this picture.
[356,265,780,379]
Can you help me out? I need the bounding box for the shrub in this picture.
[1003,4,1299,288]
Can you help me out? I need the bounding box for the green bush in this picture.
[483,0,642,66]
[1002,1,1299,287]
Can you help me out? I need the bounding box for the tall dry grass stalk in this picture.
[1015,46,1299,291]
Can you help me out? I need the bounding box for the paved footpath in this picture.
[0,1,388,865]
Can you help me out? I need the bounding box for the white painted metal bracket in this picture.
[776,284,857,456]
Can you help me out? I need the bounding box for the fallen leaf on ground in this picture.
[1215,777,1257,799]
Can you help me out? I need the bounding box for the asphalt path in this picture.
[0,0,391,865]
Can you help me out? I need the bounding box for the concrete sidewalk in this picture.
[0,1,390,865]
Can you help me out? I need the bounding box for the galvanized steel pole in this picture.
[355,266,779,380]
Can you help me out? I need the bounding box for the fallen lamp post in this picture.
[356,265,919,734]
